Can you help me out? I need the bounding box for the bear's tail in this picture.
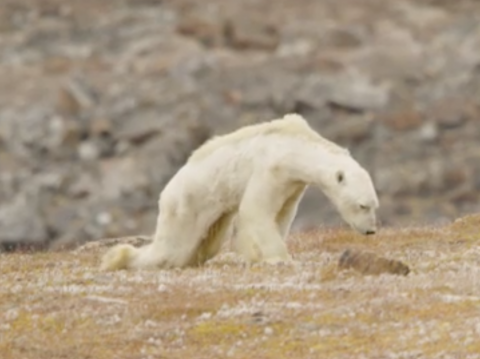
[100,244,140,271]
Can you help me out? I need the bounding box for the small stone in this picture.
[443,166,469,188]
[417,121,438,142]
[252,311,263,318]
[338,249,410,276]
[378,105,423,131]
[327,72,390,112]
[227,348,235,357]
[78,140,101,161]
[264,327,274,335]
[56,86,82,117]
[276,39,314,58]
[90,118,113,138]
[114,141,131,155]
[251,311,266,324]
[115,111,165,145]
[4,309,19,322]
[67,172,97,198]
[0,193,48,247]
[56,78,96,117]
[329,116,373,144]
[43,56,74,75]
[99,156,149,200]
[96,212,112,226]
[224,18,279,51]
[198,312,212,320]
[50,116,84,149]
[298,322,321,332]
[157,284,168,293]
[446,185,476,203]
[177,12,223,47]
[311,56,346,74]
[428,97,473,129]
[322,28,364,49]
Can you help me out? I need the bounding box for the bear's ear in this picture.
[336,170,345,184]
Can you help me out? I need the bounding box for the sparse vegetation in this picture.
[2,215,480,359]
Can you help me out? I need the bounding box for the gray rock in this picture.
[224,17,279,51]
[326,71,391,111]
[98,156,150,200]
[77,140,101,161]
[115,110,170,145]
[0,193,48,244]
[329,115,374,144]
[294,75,330,110]
[417,121,439,142]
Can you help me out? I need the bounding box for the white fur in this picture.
[100,113,379,271]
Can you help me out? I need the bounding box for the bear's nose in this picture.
[365,230,376,235]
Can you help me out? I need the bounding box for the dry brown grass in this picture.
[2,215,480,359]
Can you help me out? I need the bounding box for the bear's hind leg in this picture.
[152,209,213,268]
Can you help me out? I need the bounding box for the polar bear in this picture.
[100,113,379,271]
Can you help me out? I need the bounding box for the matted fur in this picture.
[100,113,378,271]
[189,113,348,163]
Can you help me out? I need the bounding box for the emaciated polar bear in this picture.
[100,113,379,271]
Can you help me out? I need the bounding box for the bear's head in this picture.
[323,161,379,235]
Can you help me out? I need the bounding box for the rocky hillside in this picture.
[1,0,480,249]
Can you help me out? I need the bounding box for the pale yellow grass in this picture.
[1,215,480,359]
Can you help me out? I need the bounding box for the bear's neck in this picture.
[279,141,351,191]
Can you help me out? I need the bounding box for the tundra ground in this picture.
[1,215,480,359]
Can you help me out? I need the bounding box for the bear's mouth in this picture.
[349,222,376,236]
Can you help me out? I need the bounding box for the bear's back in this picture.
[188,113,346,163]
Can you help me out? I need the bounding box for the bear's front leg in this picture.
[234,168,294,265]
[234,218,291,264]
[234,216,292,264]
[275,184,307,239]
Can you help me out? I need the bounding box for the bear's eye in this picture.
[336,171,344,184]
[359,204,369,211]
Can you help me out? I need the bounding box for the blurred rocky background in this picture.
[1,0,479,251]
